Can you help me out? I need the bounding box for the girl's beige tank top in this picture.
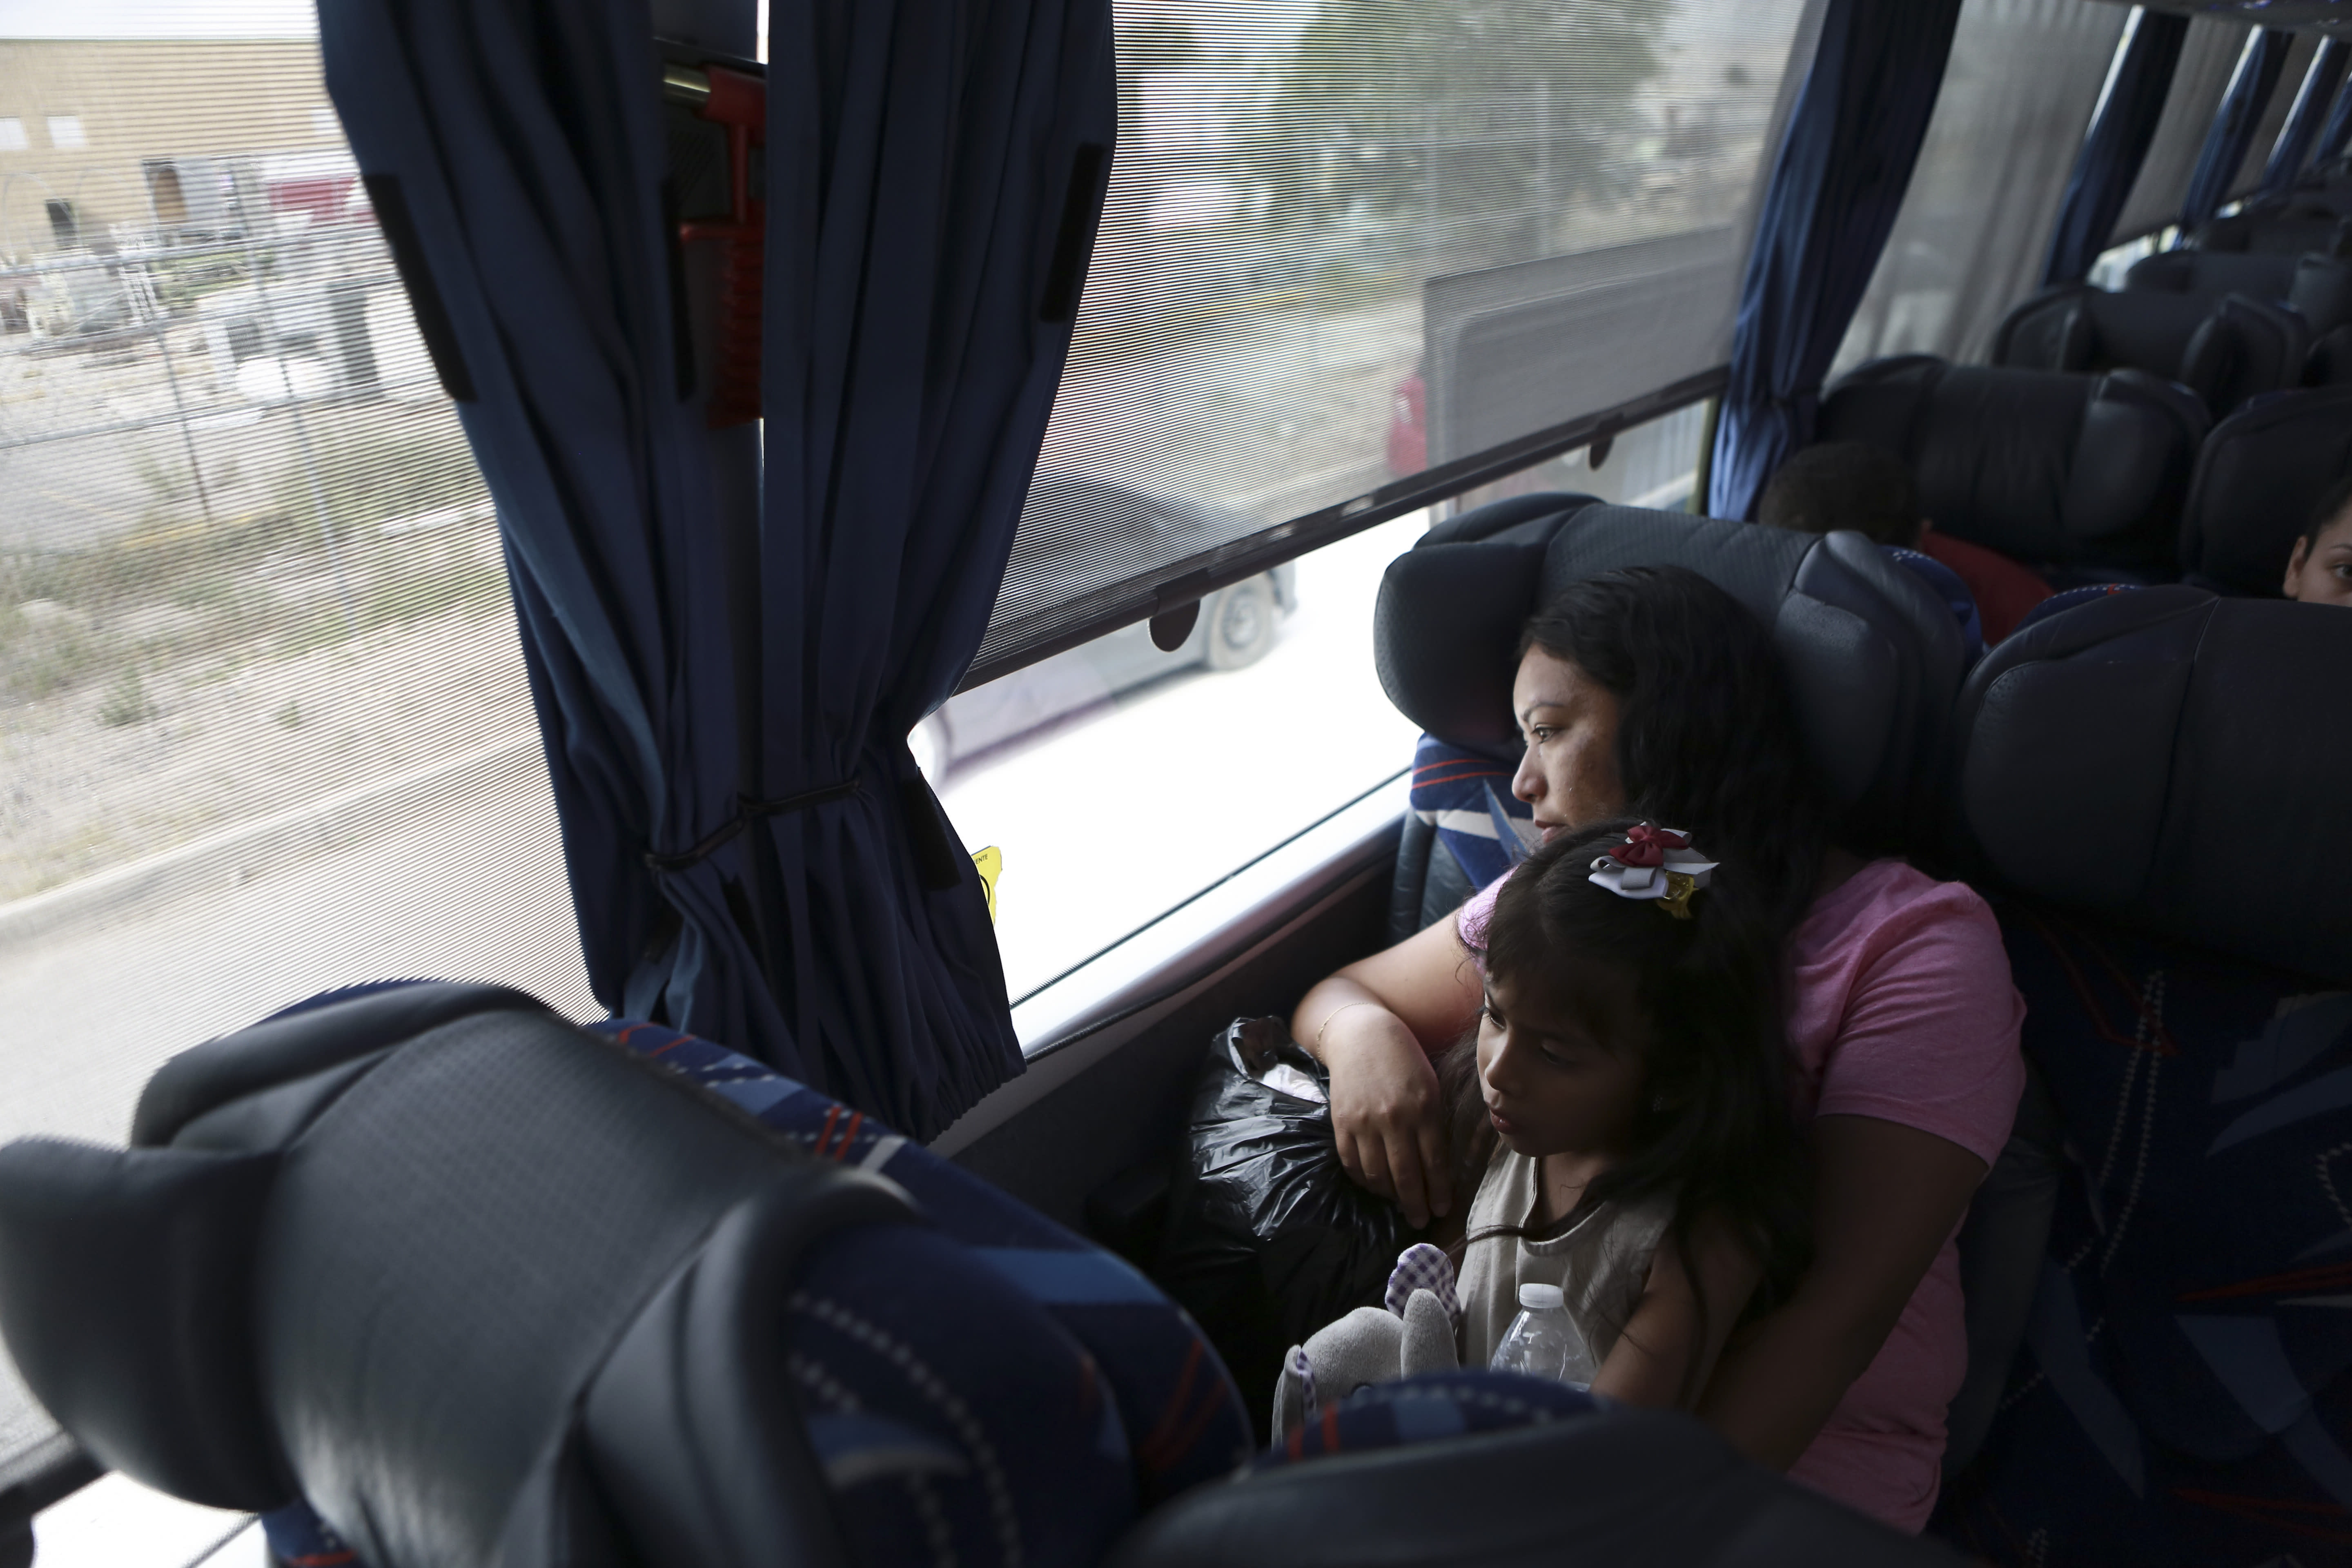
[1456,1147,1676,1371]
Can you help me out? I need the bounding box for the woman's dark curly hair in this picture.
[1519,565,1833,941]
[1443,817,1813,1389]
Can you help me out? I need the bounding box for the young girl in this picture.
[1282,816,1811,1422]
[1439,815,1811,1408]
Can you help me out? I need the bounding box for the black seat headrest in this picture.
[2178,386,2352,596]
[1818,356,2207,572]
[2197,210,2352,257]
[132,980,551,1147]
[2123,250,2296,302]
[1954,589,2352,985]
[2176,295,2310,416]
[2291,254,2352,336]
[2308,323,2352,385]
[0,1140,287,1509]
[1374,499,1964,852]
[1993,286,2205,378]
[0,990,911,1568]
[1992,287,2307,417]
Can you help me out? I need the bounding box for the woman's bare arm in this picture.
[1696,1115,1988,1468]
[1293,915,1486,1227]
[1588,1217,1762,1410]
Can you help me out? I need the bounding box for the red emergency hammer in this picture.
[666,60,764,429]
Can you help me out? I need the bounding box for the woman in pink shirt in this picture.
[1293,566,2024,1532]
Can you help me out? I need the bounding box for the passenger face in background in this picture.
[1511,646,1626,840]
[2284,510,2352,607]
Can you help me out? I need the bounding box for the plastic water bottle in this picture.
[1489,1281,1597,1388]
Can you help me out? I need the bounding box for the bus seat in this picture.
[2289,254,2352,339]
[1954,586,2350,989]
[0,984,1228,1568]
[2178,385,2352,597]
[1937,592,2352,1558]
[2123,249,2297,303]
[2125,249,2352,343]
[2308,322,2352,385]
[1375,498,1966,893]
[1418,489,1604,547]
[1818,356,2208,573]
[2192,207,2352,258]
[1991,286,2307,418]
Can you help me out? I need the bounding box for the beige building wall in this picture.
[0,38,336,258]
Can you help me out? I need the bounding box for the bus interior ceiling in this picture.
[2,0,2352,1564]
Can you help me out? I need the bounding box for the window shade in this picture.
[2227,28,2320,199]
[971,0,1817,683]
[1836,0,2128,372]
[2109,15,2254,241]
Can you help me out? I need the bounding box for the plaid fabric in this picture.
[1884,545,1984,663]
[2009,583,2140,640]
[1935,905,2352,1564]
[1384,1242,1463,1334]
[1252,1370,1600,1470]
[596,1019,1254,1506]
[1409,733,1535,895]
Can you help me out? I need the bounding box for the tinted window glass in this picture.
[976,0,1816,677]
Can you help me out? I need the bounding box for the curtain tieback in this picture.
[643,778,861,873]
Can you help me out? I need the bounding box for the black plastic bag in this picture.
[1156,1017,1412,1419]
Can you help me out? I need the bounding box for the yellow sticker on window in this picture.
[971,845,1002,923]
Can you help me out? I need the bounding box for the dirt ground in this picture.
[0,589,534,902]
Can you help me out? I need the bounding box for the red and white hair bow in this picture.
[1589,824,1717,918]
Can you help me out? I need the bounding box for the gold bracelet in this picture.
[1315,1000,1383,1053]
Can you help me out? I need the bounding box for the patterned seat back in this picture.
[1937,591,2352,1564]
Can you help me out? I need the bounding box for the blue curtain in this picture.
[321,0,1115,1140]
[2178,28,2295,233]
[2261,38,2351,196]
[2042,8,2190,286]
[1708,0,1965,523]
[746,1,1114,1135]
[2317,61,2352,167]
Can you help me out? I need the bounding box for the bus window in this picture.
[928,507,1421,1001]
[0,30,595,1131]
[973,0,1817,703]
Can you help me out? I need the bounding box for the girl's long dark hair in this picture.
[1443,817,1813,1389]
[1520,566,1833,940]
